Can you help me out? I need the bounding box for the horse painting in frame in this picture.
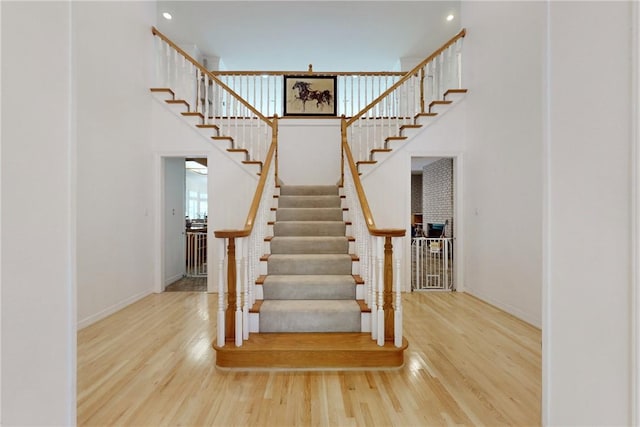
[284,75,337,116]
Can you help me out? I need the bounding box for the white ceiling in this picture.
[156,1,461,72]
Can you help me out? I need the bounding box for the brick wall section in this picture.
[411,174,423,215]
[422,158,453,237]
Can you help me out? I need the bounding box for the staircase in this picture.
[214,184,407,369]
[260,184,361,333]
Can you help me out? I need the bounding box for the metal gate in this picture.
[186,231,207,277]
[411,237,453,290]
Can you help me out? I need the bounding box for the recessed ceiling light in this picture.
[162,12,172,20]
[446,14,454,21]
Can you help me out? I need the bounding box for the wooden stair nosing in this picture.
[150,88,175,98]
[371,148,393,153]
[213,136,234,142]
[414,112,438,121]
[444,88,468,98]
[353,274,364,284]
[181,111,204,119]
[356,299,371,313]
[196,124,220,130]
[356,160,377,167]
[428,100,453,112]
[213,333,408,369]
[249,300,263,313]
[166,99,190,110]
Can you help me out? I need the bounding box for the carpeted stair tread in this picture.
[274,221,346,237]
[270,236,348,254]
[278,195,341,208]
[268,254,353,275]
[279,185,338,196]
[276,207,343,221]
[263,275,356,300]
[259,300,360,333]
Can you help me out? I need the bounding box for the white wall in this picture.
[278,119,341,185]
[1,2,75,424]
[164,157,185,286]
[75,1,157,328]
[545,2,634,424]
[460,1,544,328]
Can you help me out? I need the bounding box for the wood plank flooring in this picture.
[77,292,541,426]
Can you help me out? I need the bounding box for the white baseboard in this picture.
[77,288,153,330]
[164,273,184,287]
[463,288,541,329]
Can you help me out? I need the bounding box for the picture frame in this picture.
[283,75,337,116]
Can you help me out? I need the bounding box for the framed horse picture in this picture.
[284,75,337,116]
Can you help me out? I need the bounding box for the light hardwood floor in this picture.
[78,292,541,426]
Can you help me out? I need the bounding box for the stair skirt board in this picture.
[213,333,407,369]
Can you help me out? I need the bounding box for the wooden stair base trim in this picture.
[213,333,408,369]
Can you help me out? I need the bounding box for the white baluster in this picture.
[370,234,378,341]
[376,237,384,346]
[235,238,243,347]
[217,238,226,347]
[393,236,403,347]
[457,38,463,89]
[243,236,249,340]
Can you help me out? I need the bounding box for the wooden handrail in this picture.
[346,28,466,127]
[151,26,271,126]
[214,116,279,239]
[341,118,405,238]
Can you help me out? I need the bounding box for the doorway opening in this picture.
[410,156,455,291]
[162,157,208,292]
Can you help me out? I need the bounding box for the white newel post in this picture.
[217,238,226,347]
[393,236,403,348]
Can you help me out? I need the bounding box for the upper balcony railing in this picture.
[210,68,405,118]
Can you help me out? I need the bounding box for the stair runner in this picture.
[259,185,361,333]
